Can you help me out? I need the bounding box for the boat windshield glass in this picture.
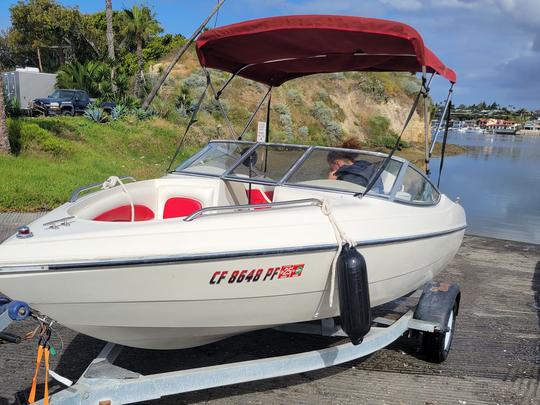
[225,144,307,183]
[286,148,402,195]
[177,142,254,176]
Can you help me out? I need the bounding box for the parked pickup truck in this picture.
[31,89,115,116]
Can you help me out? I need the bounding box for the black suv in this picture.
[32,90,114,116]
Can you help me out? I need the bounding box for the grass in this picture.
[0,116,196,212]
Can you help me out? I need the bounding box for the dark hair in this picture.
[327,150,357,164]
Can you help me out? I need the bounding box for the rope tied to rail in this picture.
[320,200,356,307]
[102,176,135,222]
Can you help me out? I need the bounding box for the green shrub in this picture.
[310,101,344,142]
[365,115,405,149]
[356,73,389,103]
[298,126,309,138]
[84,105,108,123]
[7,118,22,154]
[183,72,207,90]
[151,96,174,119]
[279,113,293,138]
[310,101,333,123]
[317,89,329,101]
[18,121,73,156]
[286,89,302,105]
[111,104,128,120]
[403,79,421,95]
[273,104,290,115]
[324,121,343,141]
[5,98,23,117]
[131,107,155,120]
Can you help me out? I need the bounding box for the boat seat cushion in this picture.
[163,197,202,219]
[94,205,155,222]
[246,190,274,204]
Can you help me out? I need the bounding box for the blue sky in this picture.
[1,0,539,109]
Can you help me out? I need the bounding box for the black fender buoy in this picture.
[337,244,371,345]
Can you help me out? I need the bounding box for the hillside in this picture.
[150,48,429,147]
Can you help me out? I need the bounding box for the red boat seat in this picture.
[246,190,274,204]
[163,197,202,219]
[94,205,155,222]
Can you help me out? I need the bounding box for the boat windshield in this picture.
[177,141,254,176]
[286,148,402,195]
[176,141,403,196]
[225,144,307,183]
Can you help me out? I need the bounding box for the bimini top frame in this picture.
[168,15,457,194]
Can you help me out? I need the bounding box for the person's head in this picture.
[327,150,356,173]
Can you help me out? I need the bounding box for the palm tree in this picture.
[123,5,160,98]
[57,61,110,97]
[0,74,10,154]
[105,0,117,93]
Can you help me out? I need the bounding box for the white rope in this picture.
[102,176,135,222]
[320,200,356,307]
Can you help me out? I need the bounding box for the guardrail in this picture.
[184,198,323,222]
[69,177,136,203]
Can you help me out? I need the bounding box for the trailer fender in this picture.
[413,281,460,332]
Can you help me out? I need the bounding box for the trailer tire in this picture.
[422,302,457,363]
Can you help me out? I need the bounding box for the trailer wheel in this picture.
[422,302,457,363]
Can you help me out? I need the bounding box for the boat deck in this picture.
[0,212,538,405]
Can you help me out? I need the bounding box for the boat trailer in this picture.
[0,282,460,405]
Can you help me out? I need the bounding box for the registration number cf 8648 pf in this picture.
[209,264,304,285]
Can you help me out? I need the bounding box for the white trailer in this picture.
[2,68,57,110]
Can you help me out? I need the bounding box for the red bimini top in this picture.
[196,15,456,86]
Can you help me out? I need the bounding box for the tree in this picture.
[105,0,117,93]
[122,5,161,98]
[0,74,11,154]
[56,60,110,97]
[8,0,95,71]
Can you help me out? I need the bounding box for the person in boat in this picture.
[327,139,384,193]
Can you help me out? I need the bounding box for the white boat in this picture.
[0,15,465,350]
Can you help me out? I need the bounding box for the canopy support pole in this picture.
[437,101,453,188]
[216,63,256,98]
[165,76,210,172]
[142,0,226,109]
[265,88,272,143]
[237,87,272,140]
[422,68,435,175]
[429,83,454,157]
[357,72,433,198]
[204,68,238,139]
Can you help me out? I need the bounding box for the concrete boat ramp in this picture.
[0,212,538,404]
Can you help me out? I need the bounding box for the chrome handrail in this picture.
[69,176,136,203]
[184,198,323,222]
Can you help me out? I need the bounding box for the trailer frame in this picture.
[0,282,458,405]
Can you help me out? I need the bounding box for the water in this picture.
[430,131,540,244]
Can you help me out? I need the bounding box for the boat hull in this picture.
[0,229,464,349]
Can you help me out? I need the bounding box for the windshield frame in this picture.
[173,140,424,200]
